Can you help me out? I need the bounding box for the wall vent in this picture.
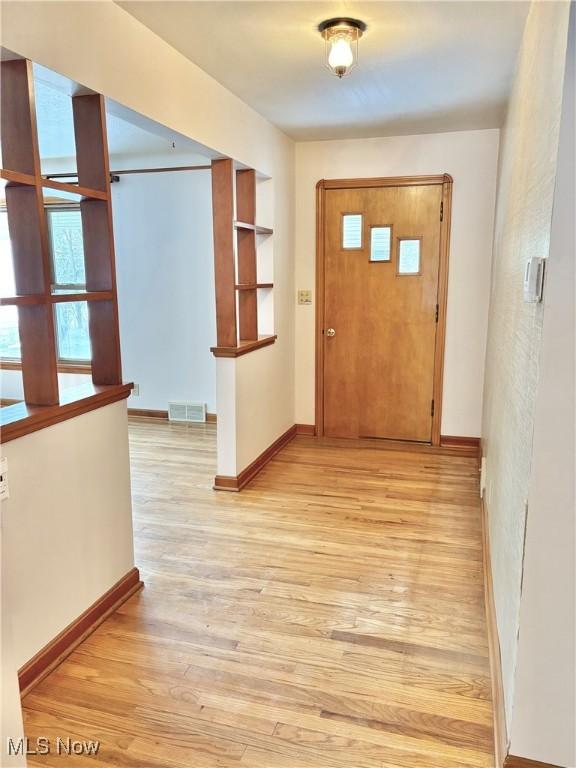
[168,401,206,423]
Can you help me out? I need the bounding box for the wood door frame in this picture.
[315,174,453,446]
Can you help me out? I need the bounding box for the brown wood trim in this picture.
[315,181,326,434]
[211,334,277,358]
[214,424,297,492]
[235,283,274,290]
[315,175,452,442]
[481,496,508,768]
[128,408,169,419]
[51,290,113,304]
[41,177,108,201]
[212,159,238,348]
[0,167,36,186]
[1,359,91,374]
[0,294,44,306]
[128,409,217,423]
[321,174,451,190]
[432,176,452,446]
[18,567,142,696]
[0,397,19,406]
[296,423,317,436]
[234,221,273,235]
[504,758,563,768]
[0,382,133,442]
[440,435,481,457]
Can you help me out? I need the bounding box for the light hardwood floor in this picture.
[23,418,494,767]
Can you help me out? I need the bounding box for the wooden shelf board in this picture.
[1,291,114,306]
[211,334,277,358]
[1,168,37,186]
[1,294,45,306]
[235,283,274,291]
[0,382,133,442]
[234,221,273,235]
[51,291,113,304]
[42,177,108,201]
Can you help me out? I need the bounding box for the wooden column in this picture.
[1,59,59,405]
[236,169,258,341]
[72,94,122,385]
[211,159,237,348]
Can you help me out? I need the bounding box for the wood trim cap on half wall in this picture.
[504,758,564,768]
[214,425,297,491]
[18,567,143,696]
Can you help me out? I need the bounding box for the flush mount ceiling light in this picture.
[318,17,367,79]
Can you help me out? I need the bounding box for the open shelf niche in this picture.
[210,159,275,358]
[0,58,123,412]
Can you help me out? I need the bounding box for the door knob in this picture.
[325,328,336,337]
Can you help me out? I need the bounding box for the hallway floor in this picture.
[23,418,494,767]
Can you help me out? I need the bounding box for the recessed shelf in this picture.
[235,283,274,290]
[211,334,277,358]
[42,177,108,201]
[234,221,273,235]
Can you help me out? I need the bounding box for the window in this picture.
[398,238,421,275]
[0,206,91,363]
[47,208,86,291]
[370,226,392,262]
[55,301,91,361]
[342,214,363,249]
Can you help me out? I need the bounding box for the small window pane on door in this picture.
[398,239,421,274]
[342,214,362,249]
[370,227,391,262]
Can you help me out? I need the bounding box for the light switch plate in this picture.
[298,289,312,305]
[0,457,9,501]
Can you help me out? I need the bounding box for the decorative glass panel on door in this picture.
[398,238,421,274]
[370,226,391,262]
[342,214,362,249]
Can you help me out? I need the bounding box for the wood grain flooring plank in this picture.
[22,420,493,767]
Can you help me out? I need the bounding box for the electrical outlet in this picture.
[298,289,312,305]
[132,384,140,396]
[0,457,9,501]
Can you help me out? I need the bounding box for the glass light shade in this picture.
[319,18,365,78]
[328,36,354,72]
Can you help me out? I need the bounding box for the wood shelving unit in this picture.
[211,159,275,357]
[0,58,123,407]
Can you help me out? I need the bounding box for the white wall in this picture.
[508,9,575,765]
[294,129,500,436]
[1,369,91,400]
[2,0,296,478]
[481,0,571,740]
[112,168,217,413]
[1,401,135,766]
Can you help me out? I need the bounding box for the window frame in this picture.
[369,224,393,263]
[0,203,92,370]
[341,212,364,251]
[396,235,423,276]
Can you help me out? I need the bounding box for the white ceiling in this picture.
[33,64,214,166]
[118,1,529,141]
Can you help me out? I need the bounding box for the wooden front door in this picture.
[320,179,448,442]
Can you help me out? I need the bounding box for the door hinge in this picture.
[431,399,435,417]
[435,304,439,322]
[440,201,444,222]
